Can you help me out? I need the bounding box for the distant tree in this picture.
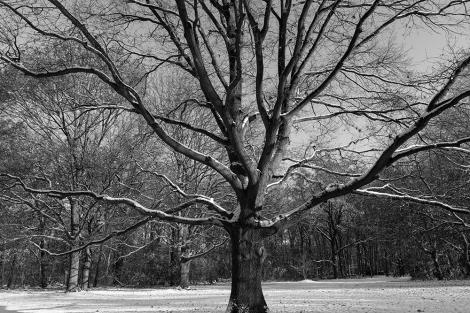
[0,69,141,290]
[313,199,364,278]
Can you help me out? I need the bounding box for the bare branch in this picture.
[354,188,470,215]
[1,173,228,225]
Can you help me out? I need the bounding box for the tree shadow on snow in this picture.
[0,304,75,313]
[0,306,21,313]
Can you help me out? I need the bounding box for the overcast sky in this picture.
[401,23,470,71]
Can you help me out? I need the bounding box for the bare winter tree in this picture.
[0,70,134,290]
[1,1,470,312]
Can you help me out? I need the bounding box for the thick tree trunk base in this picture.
[226,299,269,313]
[226,227,269,313]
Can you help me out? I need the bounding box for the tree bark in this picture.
[226,227,268,313]
[7,254,16,289]
[39,237,48,288]
[331,254,338,279]
[330,235,339,279]
[178,225,190,288]
[67,198,80,292]
[37,214,48,288]
[64,266,69,288]
[81,246,91,290]
[460,234,470,277]
[180,260,191,289]
[112,257,124,286]
[67,250,80,291]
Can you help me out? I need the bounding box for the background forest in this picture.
[1,70,469,290]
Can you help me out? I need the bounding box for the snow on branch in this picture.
[391,136,470,162]
[354,188,470,216]
[267,153,361,190]
[257,86,470,234]
[137,165,233,219]
[30,216,155,256]
[1,173,227,226]
[0,2,243,190]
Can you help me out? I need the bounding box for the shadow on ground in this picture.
[0,306,21,313]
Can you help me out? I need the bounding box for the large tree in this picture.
[2,1,470,312]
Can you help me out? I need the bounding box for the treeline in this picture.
[2,183,470,289]
[264,143,470,281]
[266,197,470,281]
[1,64,469,291]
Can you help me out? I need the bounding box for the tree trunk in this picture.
[7,254,16,289]
[178,225,190,288]
[93,244,103,287]
[20,264,25,288]
[67,250,80,291]
[331,238,338,279]
[331,254,338,279]
[67,198,80,292]
[461,234,470,277]
[299,228,308,280]
[112,257,124,286]
[339,253,345,278]
[64,267,69,288]
[226,227,268,313]
[301,252,307,280]
[37,214,48,288]
[39,238,48,288]
[1,240,6,288]
[357,244,363,276]
[384,250,390,277]
[81,246,91,290]
[462,255,470,277]
[368,243,374,277]
[431,250,443,280]
[180,260,191,289]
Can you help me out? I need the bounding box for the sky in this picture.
[400,23,470,71]
[289,21,470,162]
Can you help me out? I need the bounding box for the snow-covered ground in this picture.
[1,277,470,312]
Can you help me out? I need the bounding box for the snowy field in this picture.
[1,277,470,313]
